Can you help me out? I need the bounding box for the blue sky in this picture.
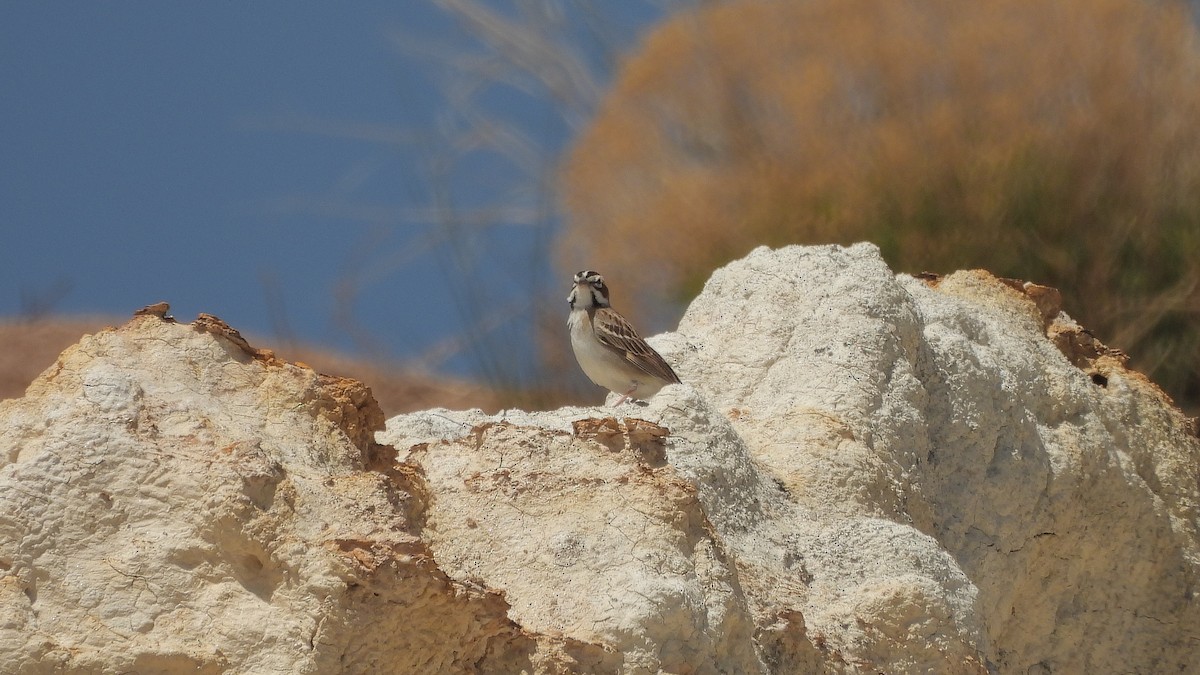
[0,3,662,379]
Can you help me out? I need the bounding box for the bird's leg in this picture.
[611,385,638,407]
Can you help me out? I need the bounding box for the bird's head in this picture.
[568,270,610,309]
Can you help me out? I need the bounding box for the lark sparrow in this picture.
[568,270,681,406]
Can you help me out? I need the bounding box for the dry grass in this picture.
[560,0,1200,409]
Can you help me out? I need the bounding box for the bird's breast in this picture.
[569,309,635,392]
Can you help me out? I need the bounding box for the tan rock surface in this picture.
[0,314,532,673]
[673,245,1200,671]
[3,244,1198,673]
[384,243,1200,673]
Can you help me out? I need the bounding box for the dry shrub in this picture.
[559,0,1200,408]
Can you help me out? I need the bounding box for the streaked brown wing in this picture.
[593,308,682,384]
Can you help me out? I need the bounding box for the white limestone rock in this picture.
[383,243,1200,673]
[674,244,1200,672]
[0,315,536,674]
[3,242,1198,674]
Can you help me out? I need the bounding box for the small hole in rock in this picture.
[242,554,264,573]
[1091,373,1108,387]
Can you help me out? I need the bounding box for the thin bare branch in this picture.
[434,0,604,117]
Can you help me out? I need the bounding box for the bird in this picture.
[567,270,681,406]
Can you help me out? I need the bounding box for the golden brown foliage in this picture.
[559,0,1200,407]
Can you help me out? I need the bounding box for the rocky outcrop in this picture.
[0,313,532,673]
[3,244,1198,673]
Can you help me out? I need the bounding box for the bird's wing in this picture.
[593,307,682,384]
